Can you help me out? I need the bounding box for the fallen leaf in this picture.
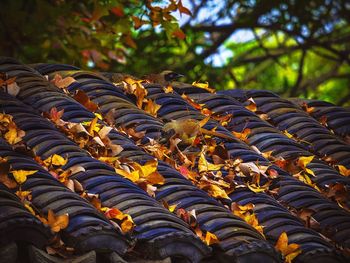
[275,232,302,263]
[247,182,270,193]
[337,165,350,177]
[206,184,230,199]
[297,156,315,176]
[232,128,251,143]
[12,170,37,184]
[181,94,203,110]
[0,158,17,188]
[51,74,76,90]
[204,231,219,246]
[16,190,32,202]
[144,99,161,117]
[73,90,99,112]
[4,122,25,144]
[245,98,257,112]
[162,200,177,212]
[48,107,65,125]
[191,81,215,93]
[302,102,315,114]
[198,153,223,173]
[43,154,68,167]
[123,77,147,108]
[47,209,69,233]
[283,130,294,139]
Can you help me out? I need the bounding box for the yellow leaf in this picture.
[207,184,230,199]
[12,170,37,184]
[88,117,100,135]
[192,81,215,93]
[198,153,223,173]
[283,130,294,139]
[275,232,302,262]
[285,250,302,263]
[132,159,164,184]
[98,156,118,165]
[4,122,25,144]
[43,154,68,166]
[297,156,314,168]
[305,168,315,177]
[247,182,270,193]
[204,231,219,246]
[198,116,210,128]
[337,165,350,177]
[47,209,69,233]
[94,113,103,120]
[129,170,140,182]
[144,99,161,117]
[24,203,36,215]
[16,190,32,201]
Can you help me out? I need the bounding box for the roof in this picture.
[0,57,349,263]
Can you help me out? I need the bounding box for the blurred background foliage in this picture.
[1,0,349,105]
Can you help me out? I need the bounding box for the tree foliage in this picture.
[0,0,349,105]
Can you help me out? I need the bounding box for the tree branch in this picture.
[290,49,306,97]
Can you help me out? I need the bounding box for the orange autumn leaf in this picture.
[48,107,65,125]
[204,231,219,246]
[245,97,257,112]
[132,16,148,29]
[163,85,173,93]
[0,157,17,189]
[302,102,315,114]
[232,128,251,143]
[73,90,99,112]
[47,209,69,233]
[123,77,147,108]
[337,165,350,177]
[275,232,302,263]
[177,0,192,16]
[121,214,134,233]
[110,6,124,17]
[103,207,134,233]
[15,190,32,202]
[181,94,203,110]
[172,29,186,39]
[131,159,164,185]
[231,202,254,217]
[319,115,328,126]
[12,170,37,184]
[178,165,198,182]
[144,99,161,117]
[51,74,76,90]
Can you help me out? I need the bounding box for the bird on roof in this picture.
[144,70,184,86]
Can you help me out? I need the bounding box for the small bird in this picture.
[163,118,234,145]
[144,70,184,86]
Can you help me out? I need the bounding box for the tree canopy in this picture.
[1,0,349,105]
